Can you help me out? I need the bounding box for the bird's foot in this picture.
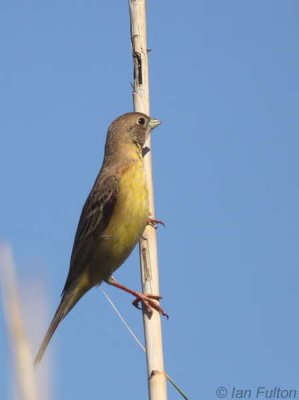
[106,277,169,319]
[147,214,166,229]
[132,293,169,319]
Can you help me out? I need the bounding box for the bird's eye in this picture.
[138,117,146,126]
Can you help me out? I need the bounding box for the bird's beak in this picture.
[148,118,161,129]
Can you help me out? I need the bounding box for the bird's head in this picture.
[104,112,161,158]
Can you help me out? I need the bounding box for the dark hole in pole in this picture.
[133,51,143,85]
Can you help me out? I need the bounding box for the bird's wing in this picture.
[62,174,119,294]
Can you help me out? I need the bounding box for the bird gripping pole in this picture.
[128,1,167,400]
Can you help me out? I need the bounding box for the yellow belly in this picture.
[90,160,149,281]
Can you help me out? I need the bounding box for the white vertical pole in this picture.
[128,1,167,399]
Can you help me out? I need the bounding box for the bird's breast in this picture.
[93,159,149,276]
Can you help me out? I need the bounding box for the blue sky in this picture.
[1,1,298,399]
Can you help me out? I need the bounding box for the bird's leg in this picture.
[106,276,169,319]
[147,212,166,228]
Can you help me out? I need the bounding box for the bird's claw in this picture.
[147,217,166,229]
[132,293,169,319]
[106,278,169,319]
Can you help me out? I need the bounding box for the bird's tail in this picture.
[34,283,87,366]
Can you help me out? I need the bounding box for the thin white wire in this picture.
[101,288,190,400]
[101,289,145,352]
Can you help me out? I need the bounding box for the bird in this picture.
[34,112,167,365]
